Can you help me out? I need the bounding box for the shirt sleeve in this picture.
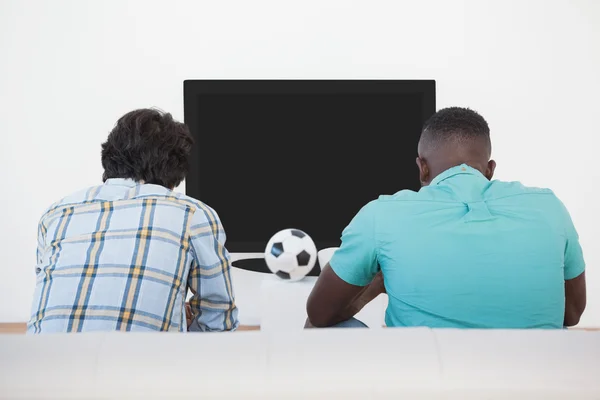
[329,201,379,287]
[187,205,239,332]
[555,197,585,280]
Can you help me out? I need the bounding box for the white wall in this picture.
[1,0,598,325]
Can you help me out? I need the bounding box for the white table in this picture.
[259,274,387,331]
[229,248,388,330]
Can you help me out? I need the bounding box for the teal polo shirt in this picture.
[329,164,585,329]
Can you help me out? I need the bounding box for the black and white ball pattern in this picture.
[264,229,318,281]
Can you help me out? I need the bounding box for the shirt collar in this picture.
[104,178,139,188]
[430,164,485,186]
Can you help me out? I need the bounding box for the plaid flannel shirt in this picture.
[28,179,239,333]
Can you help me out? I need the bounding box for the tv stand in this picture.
[232,258,321,277]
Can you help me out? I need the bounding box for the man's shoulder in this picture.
[486,180,560,202]
[165,192,214,212]
[166,193,222,224]
[40,185,105,218]
[368,181,564,214]
[377,189,421,203]
[353,190,423,218]
[486,180,572,221]
[373,188,444,209]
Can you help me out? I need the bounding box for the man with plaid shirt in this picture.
[28,109,239,333]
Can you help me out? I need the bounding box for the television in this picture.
[184,80,436,274]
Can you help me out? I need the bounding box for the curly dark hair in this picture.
[101,109,194,189]
[419,107,491,154]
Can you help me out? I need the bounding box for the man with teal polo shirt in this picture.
[306,107,586,329]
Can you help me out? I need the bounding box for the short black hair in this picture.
[420,107,491,153]
[101,108,193,189]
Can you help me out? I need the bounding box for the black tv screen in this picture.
[184,80,435,255]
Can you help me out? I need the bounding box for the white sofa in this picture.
[1,329,599,399]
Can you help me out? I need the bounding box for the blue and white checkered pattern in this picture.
[28,179,239,333]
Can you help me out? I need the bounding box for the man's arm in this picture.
[557,197,586,327]
[306,202,382,327]
[307,266,384,327]
[187,206,239,332]
[564,272,586,327]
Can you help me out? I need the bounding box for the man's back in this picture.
[330,164,585,329]
[28,179,238,333]
[308,108,585,329]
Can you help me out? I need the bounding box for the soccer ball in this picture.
[264,229,318,281]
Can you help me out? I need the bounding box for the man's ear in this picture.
[416,157,429,186]
[485,160,496,180]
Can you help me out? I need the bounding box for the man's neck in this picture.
[427,161,488,185]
